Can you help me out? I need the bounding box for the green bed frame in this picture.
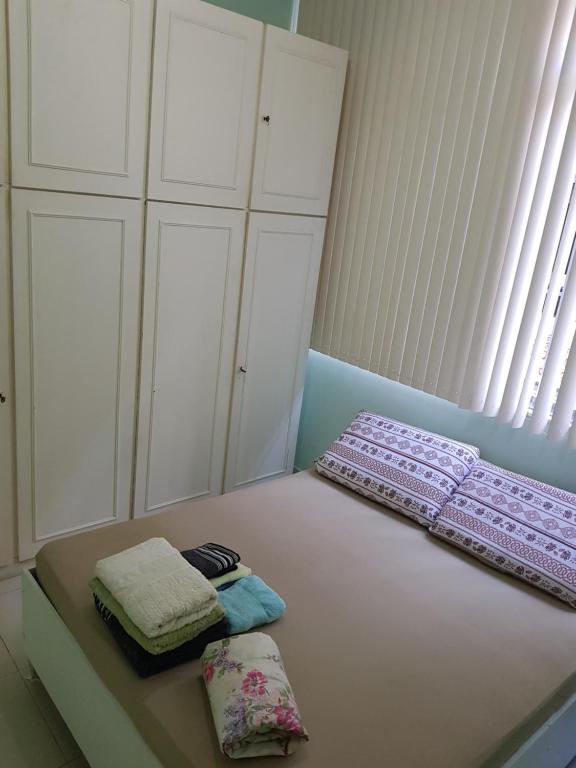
[22,568,576,768]
[22,568,161,768]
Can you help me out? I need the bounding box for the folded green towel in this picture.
[90,578,225,655]
[210,562,252,589]
[217,575,286,634]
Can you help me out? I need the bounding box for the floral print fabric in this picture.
[316,411,479,527]
[430,460,576,608]
[202,633,308,758]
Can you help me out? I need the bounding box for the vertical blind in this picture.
[299,0,576,444]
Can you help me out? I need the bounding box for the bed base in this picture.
[22,567,576,768]
[22,568,161,768]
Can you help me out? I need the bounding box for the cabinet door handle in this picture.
[262,115,270,124]
[0,393,5,403]
[240,365,247,374]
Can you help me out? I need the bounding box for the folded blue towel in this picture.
[217,575,286,635]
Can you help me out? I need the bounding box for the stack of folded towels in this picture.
[90,537,285,678]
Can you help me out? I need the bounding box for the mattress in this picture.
[36,470,576,768]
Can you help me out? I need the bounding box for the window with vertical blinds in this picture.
[299,0,576,445]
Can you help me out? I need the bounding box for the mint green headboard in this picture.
[295,350,576,494]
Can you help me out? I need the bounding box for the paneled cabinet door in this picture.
[147,0,263,208]
[12,190,142,559]
[0,0,9,183]
[133,202,245,516]
[9,0,153,197]
[250,26,347,216]
[225,212,325,492]
[0,187,15,566]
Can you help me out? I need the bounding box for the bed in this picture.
[27,470,576,767]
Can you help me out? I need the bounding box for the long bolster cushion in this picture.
[315,411,480,527]
[430,459,576,608]
[202,633,308,759]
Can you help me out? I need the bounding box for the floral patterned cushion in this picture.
[430,460,576,608]
[315,411,480,527]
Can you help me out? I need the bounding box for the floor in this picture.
[0,574,88,768]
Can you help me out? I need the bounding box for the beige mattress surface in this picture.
[36,470,576,768]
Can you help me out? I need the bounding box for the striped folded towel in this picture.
[181,543,240,579]
[94,537,219,638]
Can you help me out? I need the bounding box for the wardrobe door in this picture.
[12,190,142,559]
[8,0,153,197]
[0,188,15,566]
[250,26,347,216]
[225,212,325,491]
[1,5,14,565]
[134,203,244,516]
[0,0,8,184]
[147,0,262,208]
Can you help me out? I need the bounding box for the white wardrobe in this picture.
[6,0,346,559]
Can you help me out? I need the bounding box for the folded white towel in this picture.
[94,537,218,638]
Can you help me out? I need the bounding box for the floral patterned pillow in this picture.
[430,460,576,608]
[315,411,480,527]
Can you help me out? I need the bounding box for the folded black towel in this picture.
[94,594,228,678]
[180,543,240,579]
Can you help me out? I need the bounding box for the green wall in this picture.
[203,0,295,29]
[295,350,576,494]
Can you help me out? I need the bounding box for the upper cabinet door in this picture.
[12,190,143,559]
[147,0,263,208]
[134,202,245,516]
[8,0,153,197]
[225,212,325,492]
[250,26,347,216]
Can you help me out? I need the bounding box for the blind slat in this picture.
[387,1,455,381]
[338,0,392,362]
[485,1,576,417]
[530,253,576,432]
[327,0,379,356]
[548,329,576,439]
[347,0,401,363]
[355,0,415,368]
[404,0,494,387]
[420,0,512,394]
[311,0,357,349]
[498,85,576,424]
[357,0,425,369]
[435,0,533,400]
[375,0,443,376]
[379,4,448,379]
[366,1,427,372]
[511,190,576,426]
[466,0,575,414]
[456,0,561,410]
